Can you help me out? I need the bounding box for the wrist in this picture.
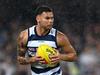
[27,56,36,64]
[59,54,67,61]
[17,56,29,65]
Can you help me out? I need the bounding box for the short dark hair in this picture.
[35,5,53,17]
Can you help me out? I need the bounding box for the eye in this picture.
[45,17,50,19]
[45,17,54,20]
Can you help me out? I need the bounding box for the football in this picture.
[36,44,57,67]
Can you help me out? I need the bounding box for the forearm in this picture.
[59,53,77,62]
[17,56,36,65]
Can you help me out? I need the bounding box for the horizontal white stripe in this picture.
[27,41,57,48]
[31,66,62,75]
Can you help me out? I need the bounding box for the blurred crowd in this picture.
[0,0,100,75]
[62,23,100,75]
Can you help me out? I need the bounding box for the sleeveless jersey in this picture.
[26,25,58,68]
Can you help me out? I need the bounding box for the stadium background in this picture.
[0,0,100,75]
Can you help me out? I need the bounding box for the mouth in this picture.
[48,25,52,28]
[48,23,53,26]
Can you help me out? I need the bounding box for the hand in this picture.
[49,50,61,64]
[17,56,29,64]
[17,56,46,64]
[35,56,47,64]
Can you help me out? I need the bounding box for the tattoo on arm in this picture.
[17,32,28,64]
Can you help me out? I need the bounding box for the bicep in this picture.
[17,31,27,57]
[57,32,76,53]
[17,44,26,57]
[62,37,75,53]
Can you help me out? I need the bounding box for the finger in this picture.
[36,56,42,58]
[36,56,44,61]
[50,57,60,64]
[39,59,48,64]
[51,57,60,62]
[49,55,58,59]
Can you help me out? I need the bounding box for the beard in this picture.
[38,22,53,30]
[46,25,53,29]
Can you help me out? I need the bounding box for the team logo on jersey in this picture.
[27,48,36,56]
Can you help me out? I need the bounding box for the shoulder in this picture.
[17,29,28,44]
[57,30,70,46]
[18,29,28,39]
[57,31,67,40]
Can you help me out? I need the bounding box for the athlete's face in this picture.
[36,12,54,30]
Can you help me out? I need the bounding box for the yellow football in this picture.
[36,44,57,67]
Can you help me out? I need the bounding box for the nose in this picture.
[49,18,54,23]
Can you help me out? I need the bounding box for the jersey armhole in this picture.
[55,29,59,48]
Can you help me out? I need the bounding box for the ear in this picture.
[36,15,40,23]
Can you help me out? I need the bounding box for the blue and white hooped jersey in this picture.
[27,25,57,48]
[26,25,58,68]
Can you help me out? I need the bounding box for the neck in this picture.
[36,25,50,36]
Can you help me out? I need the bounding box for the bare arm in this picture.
[17,29,28,64]
[17,30,36,65]
[57,31,77,61]
[17,29,45,65]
